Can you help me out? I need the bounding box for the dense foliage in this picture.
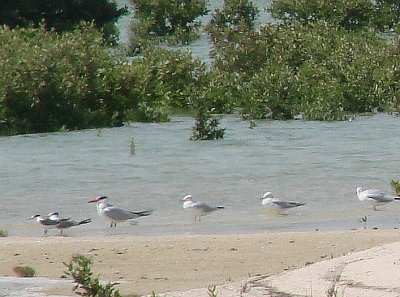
[0,24,128,134]
[205,0,260,76]
[0,24,207,134]
[0,0,126,44]
[127,47,206,122]
[204,0,400,121]
[269,0,400,33]
[1,0,400,137]
[130,0,208,50]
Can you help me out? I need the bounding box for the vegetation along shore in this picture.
[0,0,399,137]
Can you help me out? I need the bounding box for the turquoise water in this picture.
[2,114,400,237]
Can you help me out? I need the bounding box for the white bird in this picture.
[356,187,400,211]
[48,212,91,235]
[182,194,224,222]
[261,192,305,214]
[88,196,153,227]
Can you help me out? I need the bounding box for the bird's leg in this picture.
[110,222,113,228]
[44,229,47,235]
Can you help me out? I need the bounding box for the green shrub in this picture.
[127,47,206,122]
[269,0,374,31]
[391,179,400,196]
[268,0,400,32]
[191,108,225,140]
[0,24,130,135]
[64,254,122,297]
[13,265,36,277]
[130,0,208,49]
[0,0,126,44]
[0,229,9,237]
[204,1,399,121]
[205,0,262,77]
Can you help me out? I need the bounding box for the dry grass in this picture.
[13,265,36,277]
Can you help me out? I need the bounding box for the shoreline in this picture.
[1,229,400,296]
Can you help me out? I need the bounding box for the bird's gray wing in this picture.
[365,189,392,202]
[287,201,305,207]
[274,200,304,209]
[365,188,384,195]
[56,220,76,229]
[193,201,217,212]
[367,194,393,202]
[57,218,91,228]
[103,206,135,220]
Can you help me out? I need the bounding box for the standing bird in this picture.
[88,196,153,227]
[356,187,400,211]
[49,212,91,235]
[28,213,59,235]
[261,192,305,214]
[182,194,225,222]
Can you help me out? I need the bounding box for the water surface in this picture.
[1,114,400,237]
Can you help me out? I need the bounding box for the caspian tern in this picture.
[49,212,91,235]
[261,192,305,214]
[182,194,224,222]
[356,187,400,210]
[88,196,153,227]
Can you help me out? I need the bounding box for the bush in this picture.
[0,24,130,134]
[0,0,127,44]
[391,179,400,196]
[0,229,9,237]
[13,266,36,277]
[0,24,213,133]
[205,0,262,77]
[127,47,206,122]
[204,1,400,121]
[269,0,374,31]
[269,0,400,33]
[130,0,208,50]
[191,108,225,140]
[64,254,122,297]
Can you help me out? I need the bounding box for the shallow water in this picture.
[0,277,69,297]
[1,114,400,237]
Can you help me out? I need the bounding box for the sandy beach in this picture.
[1,229,400,296]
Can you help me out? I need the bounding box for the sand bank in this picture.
[1,230,399,296]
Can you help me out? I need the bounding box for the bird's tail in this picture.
[217,206,225,210]
[132,210,153,217]
[78,218,91,225]
[394,197,400,201]
[293,202,306,207]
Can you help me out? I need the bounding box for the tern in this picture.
[28,213,63,235]
[356,187,400,211]
[49,212,91,235]
[261,192,305,214]
[88,196,153,227]
[182,194,225,222]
